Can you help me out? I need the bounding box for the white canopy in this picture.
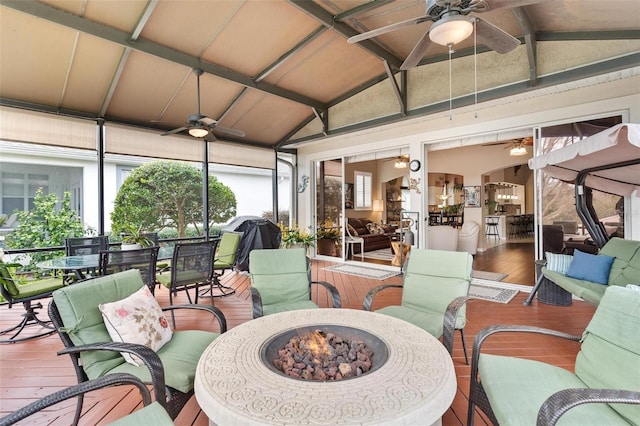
[528,123,640,196]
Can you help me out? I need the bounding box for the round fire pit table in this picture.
[195,309,456,425]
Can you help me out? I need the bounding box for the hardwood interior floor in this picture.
[0,247,595,425]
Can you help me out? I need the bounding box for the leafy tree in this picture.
[5,189,86,267]
[111,161,236,237]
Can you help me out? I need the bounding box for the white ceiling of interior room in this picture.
[1,0,638,154]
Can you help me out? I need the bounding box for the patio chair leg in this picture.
[199,274,235,298]
[72,394,84,426]
[523,273,545,306]
[0,301,56,344]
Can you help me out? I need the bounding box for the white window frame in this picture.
[354,171,372,210]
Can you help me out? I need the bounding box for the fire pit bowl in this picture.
[261,324,388,381]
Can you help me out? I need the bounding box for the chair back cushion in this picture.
[575,285,640,423]
[215,232,241,268]
[599,237,640,287]
[401,249,472,325]
[249,248,310,306]
[52,269,147,379]
[0,259,19,297]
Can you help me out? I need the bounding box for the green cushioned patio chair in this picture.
[363,249,473,363]
[249,248,341,318]
[201,231,242,298]
[0,259,64,343]
[49,269,227,424]
[468,285,640,426]
[0,373,173,426]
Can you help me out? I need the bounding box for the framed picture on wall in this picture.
[464,186,481,207]
[345,183,354,209]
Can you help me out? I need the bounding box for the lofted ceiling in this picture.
[1,0,639,153]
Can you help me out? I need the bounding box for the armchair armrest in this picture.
[538,388,640,426]
[0,373,155,426]
[161,304,227,333]
[250,287,264,318]
[57,341,167,408]
[442,296,473,355]
[362,284,403,311]
[311,280,342,308]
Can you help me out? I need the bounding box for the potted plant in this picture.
[278,223,316,251]
[316,221,341,256]
[120,225,154,250]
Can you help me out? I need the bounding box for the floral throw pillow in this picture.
[99,286,173,366]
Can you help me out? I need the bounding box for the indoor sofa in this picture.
[347,217,392,254]
[539,237,640,305]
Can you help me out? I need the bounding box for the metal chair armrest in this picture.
[311,280,342,308]
[57,342,167,409]
[249,286,264,318]
[161,304,227,333]
[362,284,403,311]
[537,388,640,426]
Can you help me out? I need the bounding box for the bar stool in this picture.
[485,217,500,240]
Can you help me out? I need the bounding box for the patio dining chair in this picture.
[49,268,227,424]
[249,248,341,318]
[0,373,173,426]
[99,246,159,293]
[64,236,109,281]
[200,232,241,298]
[156,240,217,326]
[0,259,64,343]
[363,249,473,364]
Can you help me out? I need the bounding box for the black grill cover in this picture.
[222,216,281,271]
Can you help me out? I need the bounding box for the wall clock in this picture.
[409,159,421,172]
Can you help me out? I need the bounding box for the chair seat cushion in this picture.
[479,353,624,425]
[262,301,318,317]
[16,277,64,299]
[375,305,445,337]
[109,330,218,393]
[108,401,173,426]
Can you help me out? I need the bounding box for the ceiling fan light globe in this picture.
[429,16,474,46]
[510,146,527,156]
[189,127,209,138]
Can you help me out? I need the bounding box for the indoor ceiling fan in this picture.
[162,69,246,139]
[348,0,522,70]
[483,137,533,155]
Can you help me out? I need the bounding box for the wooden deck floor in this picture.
[0,244,596,425]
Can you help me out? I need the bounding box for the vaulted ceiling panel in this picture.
[525,1,640,31]
[0,8,76,106]
[105,51,191,125]
[201,1,321,77]
[262,31,384,104]
[220,90,313,145]
[61,34,123,113]
[140,1,244,58]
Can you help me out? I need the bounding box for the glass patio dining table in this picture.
[37,245,174,280]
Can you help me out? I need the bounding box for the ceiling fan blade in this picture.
[198,116,217,126]
[348,16,432,44]
[475,18,520,54]
[161,126,189,136]
[400,29,433,70]
[211,125,246,138]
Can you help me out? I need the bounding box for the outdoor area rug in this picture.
[469,279,519,304]
[471,270,507,282]
[324,264,398,280]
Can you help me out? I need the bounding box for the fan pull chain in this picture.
[474,18,478,119]
[448,44,453,120]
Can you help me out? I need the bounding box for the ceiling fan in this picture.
[483,137,533,155]
[162,69,246,139]
[348,0,522,70]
